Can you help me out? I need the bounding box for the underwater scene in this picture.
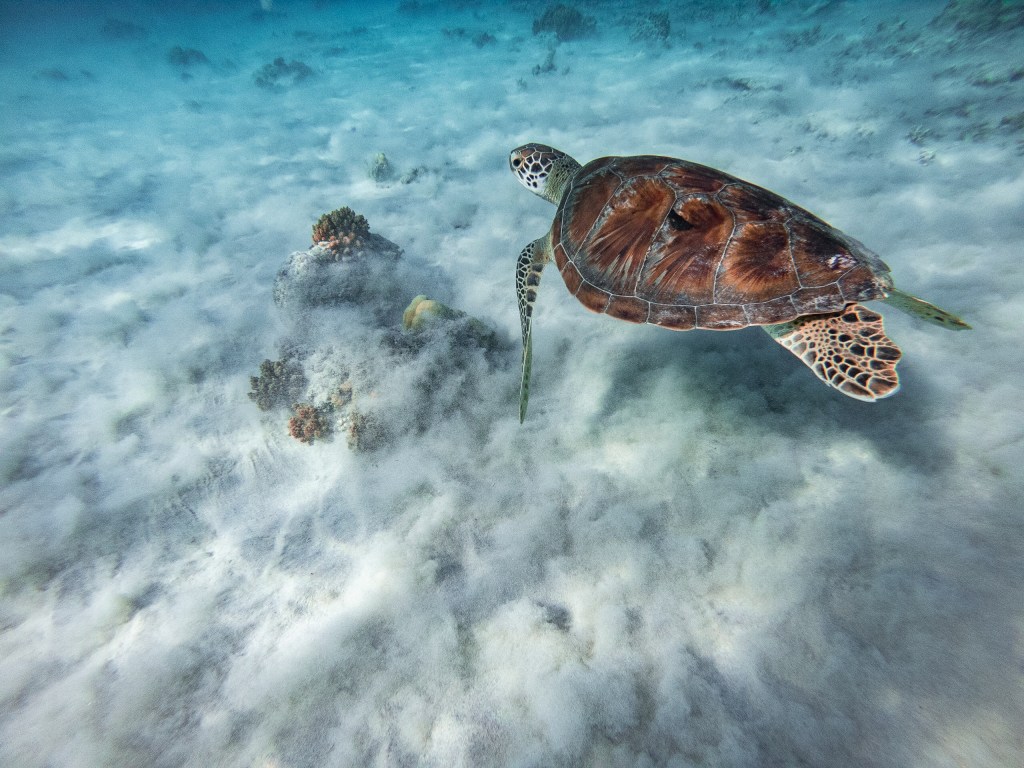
[1,1,1022,765]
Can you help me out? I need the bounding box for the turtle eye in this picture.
[511,157,522,169]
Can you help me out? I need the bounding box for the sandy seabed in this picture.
[1,1,1022,766]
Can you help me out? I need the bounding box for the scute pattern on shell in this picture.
[551,156,893,330]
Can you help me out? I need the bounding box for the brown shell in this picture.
[551,156,893,330]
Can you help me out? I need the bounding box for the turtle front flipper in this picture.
[763,305,902,402]
[517,237,548,422]
[883,287,971,330]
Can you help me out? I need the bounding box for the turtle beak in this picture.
[509,149,531,189]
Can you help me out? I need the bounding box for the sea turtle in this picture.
[509,143,970,422]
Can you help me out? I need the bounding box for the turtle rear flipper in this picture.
[517,237,548,422]
[884,287,971,330]
[764,305,902,401]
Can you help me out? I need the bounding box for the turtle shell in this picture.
[550,155,893,330]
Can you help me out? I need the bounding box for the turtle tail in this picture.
[883,288,971,330]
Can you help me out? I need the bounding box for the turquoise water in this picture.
[1,2,1022,766]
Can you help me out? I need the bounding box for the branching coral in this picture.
[284,377,387,450]
[532,4,596,42]
[248,358,306,411]
[274,211,404,310]
[312,206,371,259]
[288,402,331,444]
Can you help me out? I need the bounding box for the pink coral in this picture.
[288,402,330,444]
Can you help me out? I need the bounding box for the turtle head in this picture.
[510,143,581,205]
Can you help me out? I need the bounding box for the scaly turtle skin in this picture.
[510,143,970,422]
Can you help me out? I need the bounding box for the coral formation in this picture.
[288,402,331,444]
[399,166,430,184]
[396,296,503,359]
[445,27,497,48]
[275,205,405,312]
[402,295,462,331]
[260,212,511,451]
[167,46,209,67]
[342,408,386,451]
[931,0,1024,36]
[252,349,365,449]
[328,380,353,410]
[254,57,314,89]
[630,12,670,44]
[1001,111,1024,132]
[312,206,370,257]
[368,152,395,183]
[533,46,558,76]
[38,69,70,82]
[280,374,388,451]
[248,358,307,411]
[532,4,596,42]
[273,241,404,309]
[907,125,932,146]
[783,24,824,51]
